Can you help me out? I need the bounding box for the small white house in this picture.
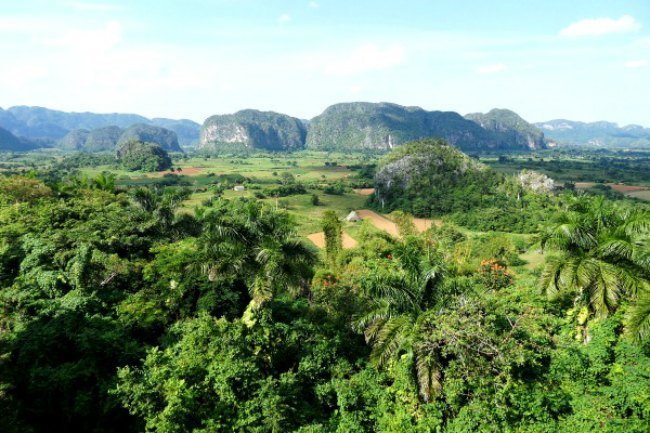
[233,185,245,192]
[345,211,362,222]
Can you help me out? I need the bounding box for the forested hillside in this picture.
[535,119,650,148]
[199,109,307,153]
[466,109,547,149]
[306,102,497,152]
[0,139,648,433]
[0,127,38,152]
[0,106,200,147]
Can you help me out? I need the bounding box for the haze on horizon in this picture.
[1,0,649,126]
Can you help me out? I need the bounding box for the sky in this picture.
[0,0,649,125]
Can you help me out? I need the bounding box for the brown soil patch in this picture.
[307,231,358,249]
[413,218,442,232]
[356,210,400,237]
[353,188,375,196]
[609,184,646,193]
[151,167,203,177]
[356,210,441,236]
[627,190,650,201]
[574,182,647,194]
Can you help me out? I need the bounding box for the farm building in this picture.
[233,185,245,192]
[345,211,362,222]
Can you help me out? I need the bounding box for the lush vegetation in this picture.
[307,102,489,151]
[199,109,307,153]
[465,108,546,149]
[0,105,199,147]
[0,141,648,432]
[58,125,125,152]
[369,139,553,232]
[118,124,183,153]
[306,102,544,152]
[116,140,173,172]
[0,126,37,152]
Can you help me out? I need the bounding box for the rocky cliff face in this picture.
[117,124,182,152]
[373,138,491,213]
[306,102,506,152]
[199,110,306,152]
[517,170,555,194]
[465,109,547,150]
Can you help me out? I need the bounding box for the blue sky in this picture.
[1,0,649,125]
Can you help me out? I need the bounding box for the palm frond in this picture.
[370,315,414,367]
[584,259,622,318]
[626,289,650,342]
[415,346,442,402]
[353,299,390,335]
[540,255,570,298]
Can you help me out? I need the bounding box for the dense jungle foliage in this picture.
[0,141,648,432]
[116,140,173,172]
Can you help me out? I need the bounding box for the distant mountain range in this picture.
[534,120,650,148]
[0,126,40,152]
[199,103,549,153]
[58,124,183,153]
[0,106,200,150]
[2,104,648,153]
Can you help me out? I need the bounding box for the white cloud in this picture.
[42,20,122,52]
[0,17,54,33]
[476,63,506,74]
[560,15,641,37]
[349,84,362,94]
[68,2,122,12]
[625,59,648,68]
[325,43,405,76]
[309,1,319,8]
[278,13,291,24]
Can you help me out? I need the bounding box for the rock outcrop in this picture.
[465,108,547,150]
[199,109,306,152]
[117,124,183,152]
[116,140,173,171]
[372,138,494,215]
[307,102,507,152]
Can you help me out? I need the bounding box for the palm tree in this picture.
[92,172,116,192]
[197,199,316,318]
[131,187,159,212]
[354,235,449,402]
[540,197,649,339]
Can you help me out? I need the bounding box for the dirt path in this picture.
[356,210,400,236]
[356,209,440,236]
[307,231,358,249]
[413,218,442,232]
[353,188,375,196]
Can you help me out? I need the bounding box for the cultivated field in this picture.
[306,209,441,249]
